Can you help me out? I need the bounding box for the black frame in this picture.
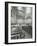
[5,2,36,44]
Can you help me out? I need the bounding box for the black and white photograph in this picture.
[5,2,36,44]
[11,6,32,39]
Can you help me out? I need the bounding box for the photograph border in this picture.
[5,2,36,44]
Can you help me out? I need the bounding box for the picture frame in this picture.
[5,2,36,44]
